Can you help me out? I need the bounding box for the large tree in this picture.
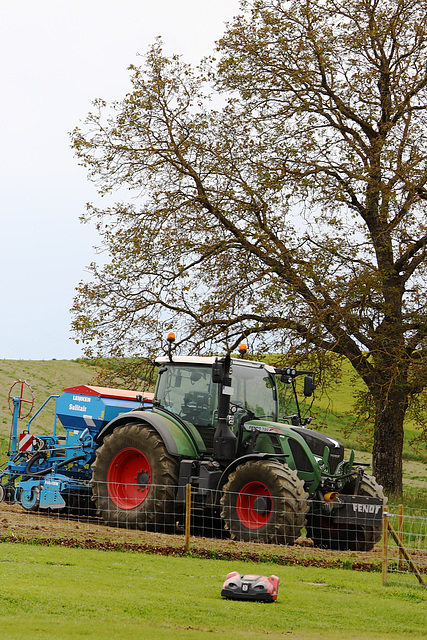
[71,0,427,495]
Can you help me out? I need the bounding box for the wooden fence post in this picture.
[382,509,388,586]
[398,504,404,571]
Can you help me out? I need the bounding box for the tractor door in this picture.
[155,364,218,450]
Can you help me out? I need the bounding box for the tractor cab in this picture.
[153,355,315,455]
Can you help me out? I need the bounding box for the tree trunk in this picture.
[372,388,407,496]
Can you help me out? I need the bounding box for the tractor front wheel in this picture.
[220,460,309,544]
[91,423,179,530]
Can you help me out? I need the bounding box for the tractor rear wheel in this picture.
[91,423,179,530]
[220,460,309,544]
[306,473,386,551]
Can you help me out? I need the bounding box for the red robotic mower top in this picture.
[221,572,280,602]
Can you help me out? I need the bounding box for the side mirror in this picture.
[304,375,316,397]
[212,354,231,384]
[212,360,225,384]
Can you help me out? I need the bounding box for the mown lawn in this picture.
[0,543,425,640]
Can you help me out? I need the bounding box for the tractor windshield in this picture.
[276,377,300,421]
[155,362,277,424]
[231,363,277,420]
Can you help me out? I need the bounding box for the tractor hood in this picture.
[290,427,345,473]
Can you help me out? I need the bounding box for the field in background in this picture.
[0,358,426,501]
[0,359,97,424]
[305,360,427,503]
[0,360,98,459]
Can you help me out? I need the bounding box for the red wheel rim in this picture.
[107,448,151,510]
[236,481,272,529]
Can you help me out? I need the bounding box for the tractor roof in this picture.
[154,355,276,373]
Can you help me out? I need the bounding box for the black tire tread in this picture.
[220,460,309,544]
[91,422,179,530]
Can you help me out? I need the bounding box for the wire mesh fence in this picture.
[0,482,425,586]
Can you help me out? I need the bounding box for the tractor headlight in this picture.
[314,455,326,471]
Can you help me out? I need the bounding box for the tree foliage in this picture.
[71,0,427,493]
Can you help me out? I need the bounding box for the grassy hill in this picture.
[0,359,98,454]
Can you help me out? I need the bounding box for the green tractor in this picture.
[90,339,385,551]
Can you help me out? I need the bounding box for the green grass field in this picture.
[0,543,425,640]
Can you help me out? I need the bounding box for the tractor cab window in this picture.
[231,364,276,421]
[156,365,217,428]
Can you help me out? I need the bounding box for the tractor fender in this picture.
[96,410,199,458]
[216,453,288,497]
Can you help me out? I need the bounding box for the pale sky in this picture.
[0,0,242,359]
